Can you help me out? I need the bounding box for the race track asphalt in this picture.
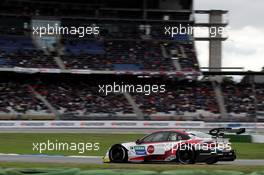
[0,154,263,165]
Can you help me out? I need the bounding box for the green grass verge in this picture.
[0,162,264,173]
[0,133,263,159]
[224,135,252,143]
[0,133,143,156]
[232,143,264,159]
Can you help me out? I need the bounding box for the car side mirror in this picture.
[136,139,142,145]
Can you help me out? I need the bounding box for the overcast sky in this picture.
[194,0,264,72]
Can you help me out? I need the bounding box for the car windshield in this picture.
[141,131,170,143]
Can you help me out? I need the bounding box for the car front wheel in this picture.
[109,144,128,163]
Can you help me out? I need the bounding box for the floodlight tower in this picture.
[194,10,229,119]
[195,10,228,72]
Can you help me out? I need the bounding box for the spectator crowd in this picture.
[1,80,264,122]
[0,35,199,72]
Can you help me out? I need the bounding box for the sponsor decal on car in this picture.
[147,145,155,154]
[134,146,146,155]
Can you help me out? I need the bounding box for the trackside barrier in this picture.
[10,67,201,76]
[0,121,264,129]
[251,134,264,143]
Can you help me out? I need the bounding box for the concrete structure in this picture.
[195,10,228,71]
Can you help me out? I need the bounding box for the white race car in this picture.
[103,128,244,164]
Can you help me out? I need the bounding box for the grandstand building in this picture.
[0,0,263,122]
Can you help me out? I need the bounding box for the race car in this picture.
[103,128,245,164]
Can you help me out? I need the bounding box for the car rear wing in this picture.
[209,128,246,137]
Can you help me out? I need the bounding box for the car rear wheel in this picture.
[177,145,195,164]
[109,145,128,163]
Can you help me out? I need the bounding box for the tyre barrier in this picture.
[0,169,263,175]
[0,168,80,175]
[248,171,264,175]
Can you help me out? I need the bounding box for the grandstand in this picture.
[0,0,263,122]
[0,0,199,73]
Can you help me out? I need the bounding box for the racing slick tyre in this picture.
[176,144,195,164]
[109,144,128,163]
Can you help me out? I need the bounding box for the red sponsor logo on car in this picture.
[147,145,154,154]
